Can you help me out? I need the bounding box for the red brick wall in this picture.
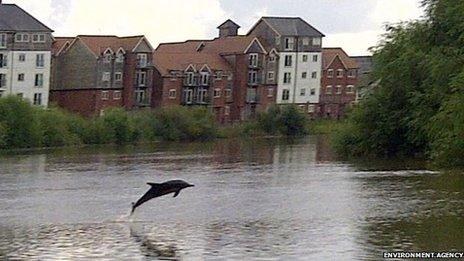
[50,89,124,117]
[320,57,358,119]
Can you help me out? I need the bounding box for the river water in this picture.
[0,136,463,260]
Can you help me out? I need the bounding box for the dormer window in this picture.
[186,72,195,85]
[249,53,258,67]
[303,37,310,46]
[137,53,148,67]
[200,72,210,86]
[32,34,46,43]
[116,50,125,63]
[312,37,321,46]
[284,37,294,50]
[103,49,113,63]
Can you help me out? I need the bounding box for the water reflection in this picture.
[0,136,461,260]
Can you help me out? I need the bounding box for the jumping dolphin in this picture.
[131,180,194,214]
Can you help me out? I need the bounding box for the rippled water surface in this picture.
[0,137,463,260]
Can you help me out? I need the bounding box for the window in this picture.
[312,55,318,62]
[326,85,333,94]
[103,53,112,63]
[275,36,281,45]
[267,71,275,82]
[300,88,306,96]
[213,88,221,98]
[311,71,317,79]
[102,72,110,82]
[215,71,222,80]
[336,85,342,94]
[327,69,334,78]
[249,53,258,67]
[303,37,310,46]
[101,91,110,100]
[225,105,230,116]
[312,37,321,46]
[116,52,124,63]
[225,88,232,98]
[18,73,25,82]
[19,54,26,62]
[113,91,122,100]
[248,71,258,84]
[0,34,6,48]
[284,37,294,50]
[137,53,148,67]
[0,74,6,87]
[302,55,308,62]
[17,93,23,98]
[348,69,356,78]
[282,89,290,101]
[36,54,45,68]
[347,85,355,93]
[337,69,344,78]
[136,72,146,86]
[197,88,207,103]
[269,55,276,62]
[34,74,43,87]
[184,89,193,104]
[267,87,274,97]
[186,72,195,85]
[0,54,6,68]
[169,89,177,99]
[302,72,307,79]
[33,93,42,105]
[135,90,146,104]
[310,88,316,95]
[283,72,292,84]
[200,73,210,86]
[284,55,292,67]
[15,33,29,43]
[115,72,122,82]
[32,34,46,43]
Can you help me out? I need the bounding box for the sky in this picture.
[5,0,424,55]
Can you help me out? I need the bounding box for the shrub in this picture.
[0,122,7,149]
[38,107,81,147]
[100,108,136,145]
[0,96,42,148]
[256,105,308,136]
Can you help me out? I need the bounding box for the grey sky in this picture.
[6,0,424,55]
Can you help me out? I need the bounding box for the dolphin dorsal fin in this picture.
[147,182,161,187]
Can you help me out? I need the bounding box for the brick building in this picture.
[320,48,359,119]
[50,35,155,116]
[153,20,274,123]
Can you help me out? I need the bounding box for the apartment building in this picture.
[247,17,325,115]
[50,35,155,116]
[0,3,54,106]
[153,20,273,123]
[320,48,359,119]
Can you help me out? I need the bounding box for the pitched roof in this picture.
[351,56,373,74]
[52,37,74,55]
[75,35,150,56]
[217,19,240,29]
[251,17,324,37]
[0,4,53,32]
[322,48,359,69]
[154,35,266,75]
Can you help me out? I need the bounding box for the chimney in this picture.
[217,19,240,38]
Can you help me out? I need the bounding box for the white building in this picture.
[248,17,325,114]
[0,3,53,106]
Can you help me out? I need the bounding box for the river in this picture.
[0,136,463,260]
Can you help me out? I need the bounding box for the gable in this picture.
[245,39,266,54]
[133,38,154,53]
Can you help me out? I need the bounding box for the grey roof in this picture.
[261,17,324,37]
[217,19,240,29]
[352,56,373,74]
[0,4,53,32]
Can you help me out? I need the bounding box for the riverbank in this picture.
[0,96,316,151]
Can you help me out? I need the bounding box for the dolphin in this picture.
[131,180,194,214]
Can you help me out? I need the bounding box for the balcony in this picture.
[136,60,153,69]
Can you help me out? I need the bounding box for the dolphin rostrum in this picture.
[131,180,194,214]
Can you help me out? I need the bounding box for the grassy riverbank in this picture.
[0,96,312,150]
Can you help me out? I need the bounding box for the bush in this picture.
[256,105,308,136]
[100,108,137,145]
[0,122,7,149]
[38,107,81,147]
[0,96,42,148]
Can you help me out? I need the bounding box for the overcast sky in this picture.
[5,0,424,55]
